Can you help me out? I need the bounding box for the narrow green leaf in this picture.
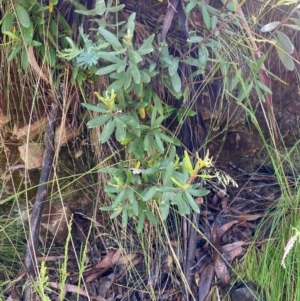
[260,21,280,32]
[98,52,122,63]
[168,57,179,76]
[122,207,128,227]
[140,70,151,83]
[237,81,253,101]
[15,4,31,28]
[211,15,218,30]
[137,34,154,55]
[108,75,126,92]
[153,116,165,128]
[154,132,164,153]
[127,13,136,34]
[142,167,159,175]
[137,210,145,234]
[170,73,181,93]
[129,61,141,84]
[161,203,170,220]
[143,133,150,152]
[96,63,120,75]
[186,0,197,13]
[276,31,294,54]
[7,44,22,62]
[145,208,158,225]
[82,103,108,113]
[87,114,111,128]
[115,117,126,142]
[105,4,125,13]
[142,187,156,201]
[20,23,34,45]
[99,118,116,143]
[188,188,210,197]
[201,1,211,30]
[153,92,164,116]
[164,161,174,186]
[128,48,142,64]
[257,81,273,95]
[275,41,295,71]
[111,188,126,207]
[1,12,15,33]
[183,191,200,213]
[110,208,122,219]
[99,27,123,50]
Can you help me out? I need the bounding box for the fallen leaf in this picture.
[18,143,43,169]
[198,263,215,301]
[0,113,10,129]
[216,220,239,237]
[214,255,231,285]
[55,123,77,148]
[16,118,47,140]
[221,241,246,252]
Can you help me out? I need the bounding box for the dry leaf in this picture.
[198,263,215,301]
[214,255,231,285]
[18,143,43,169]
[216,220,239,237]
[41,205,72,245]
[55,123,77,148]
[221,241,246,252]
[16,118,47,140]
[0,113,10,129]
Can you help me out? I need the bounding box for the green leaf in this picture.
[20,23,34,45]
[127,13,136,34]
[128,190,138,216]
[1,12,15,33]
[188,188,210,197]
[128,48,142,64]
[154,132,164,153]
[129,61,141,84]
[142,187,156,201]
[237,81,253,101]
[140,70,151,83]
[145,209,158,225]
[153,92,164,116]
[115,117,126,142]
[87,114,111,128]
[111,188,126,207]
[186,0,197,13]
[201,1,211,30]
[108,75,126,92]
[99,27,123,50]
[168,57,179,76]
[163,161,174,186]
[106,4,125,13]
[110,208,122,218]
[99,118,116,143]
[170,73,182,93]
[260,21,280,32]
[7,44,22,62]
[257,81,272,95]
[122,207,128,227]
[211,15,218,30]
[15,4,31,28]
[276,31,294,54]
[142,167,159,175]
[143,133,150,152]
[98,52,122,63]
[82,102,108,113]
[137,210,145,234]
[161,202,170,220]
[275,40,295,71]
[137,34,154,55]
[183,191,200,213]
[21,48,29,70]
[96,63,120,75]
